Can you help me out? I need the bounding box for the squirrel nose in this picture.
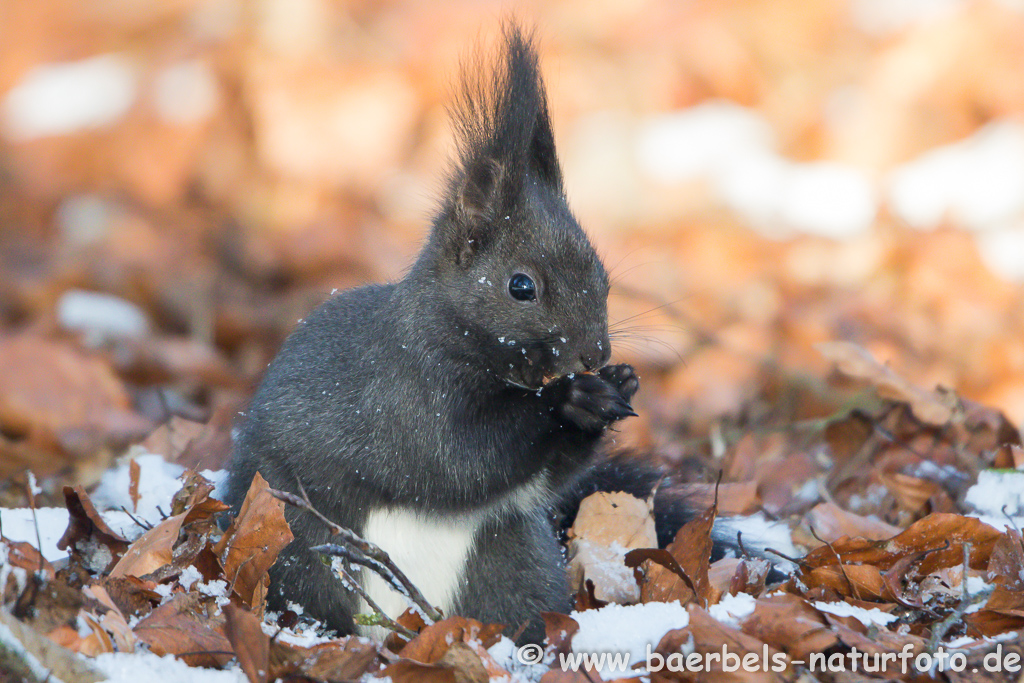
[580,339,611,371]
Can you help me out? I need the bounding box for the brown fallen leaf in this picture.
[567,491,657,603]
[542,611,580,657]
[625,548,695,605]
[0,335,135,440]
[653,606,785,682]
[213,471,294,611]
[133,592,232,667]
[274,637,381,681]
[108,512,186,579]
[800,513,1003,577]
[742,593,837,661]
[397,616,504,665]
[804,502,902,543]
[224,604,269,683]
[83,584,136,652]
[816,341,956,426]
[57,485,129,569]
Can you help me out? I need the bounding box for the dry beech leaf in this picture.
[804,502,901,543]
[654,606,783,682]
[800,513,1003,576]
[57,485,129,567]
[214,471,294,610]
[878,472,941,515]
[129,458,141,513]
[133,592,232,668]
[741,593,837,661]
[542,611,580,657]
[275,638,380,681]
[224,604,269,683]
[625,547,694,605]
[397,616,504,665]
[108,513,186,579]
[567,491,657,604]
[83,585,135,652]
[379,659,456,683]
[800,563,891,602]
[0,335,134,438]
[816,341,955,426]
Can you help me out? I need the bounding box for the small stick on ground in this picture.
[269,484,443,625]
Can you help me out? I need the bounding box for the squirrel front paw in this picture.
[556,370,638,433]
[597,363,639,403]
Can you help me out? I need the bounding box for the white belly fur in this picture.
[356,478,549,638]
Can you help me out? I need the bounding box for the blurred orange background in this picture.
[2,0,1024,484]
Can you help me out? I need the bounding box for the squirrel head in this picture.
[411,25,610,391]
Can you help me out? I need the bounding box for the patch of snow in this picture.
[888,121,1024,232]
[570,601,689,679]
[1,54,137,141]
[57,289,150,343]
[93,651,247,683]
[179,565,203,592]
[91,452,186,525]
[0,508,75,562]
[636,102,877,239]
[713,513,797,573]
[964,469,1024,531]
[636,102,775,184]
[707,592,757,628]
[813,601,898,627]
[849,0,966,36]
[975,223,1024,281]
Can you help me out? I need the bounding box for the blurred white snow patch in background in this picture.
[975,224,1024,280]
[636,102,877,240]
[153,59,220,125]
[849,0,966,36]
[887,121,1024,232]
[1,54,137,141]
[57,289,151,343]
[636,103,775,184]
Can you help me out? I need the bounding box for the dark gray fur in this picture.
[225,26,643,643]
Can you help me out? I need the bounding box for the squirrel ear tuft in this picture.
[454,157,504,264]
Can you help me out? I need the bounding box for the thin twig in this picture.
[269,484,443,624]
[334,563,417,640]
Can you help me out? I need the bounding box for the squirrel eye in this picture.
[508,273,537,301]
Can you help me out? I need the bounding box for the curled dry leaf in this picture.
[274,637,381,682]
[800,513,1003,577]
[654,606,784,682]
[804,502,901,544]
[108,512,186,579]
[57,485,129,568]
[82,584,135,652]
[213,471,294,611]
[397,616,504,665]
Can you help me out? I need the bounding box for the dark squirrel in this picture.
[226,26,708,644]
